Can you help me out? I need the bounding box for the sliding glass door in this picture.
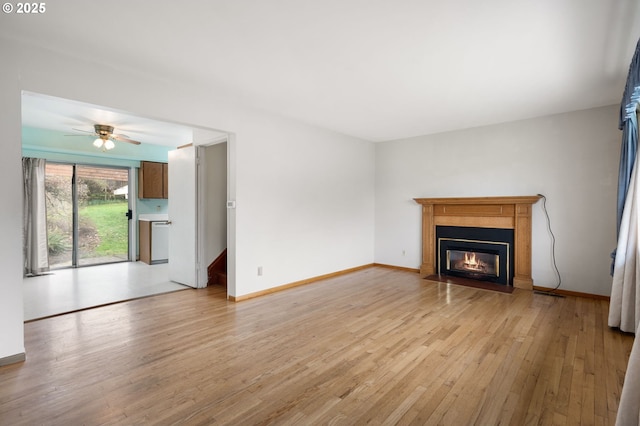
[45,163,130,269]
[44,163,74,268]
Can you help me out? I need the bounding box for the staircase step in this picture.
[207,248,227,287]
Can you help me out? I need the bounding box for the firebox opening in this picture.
[436,226,513,286]
[447,249,499,278]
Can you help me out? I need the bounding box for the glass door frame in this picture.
[46,161,133,269]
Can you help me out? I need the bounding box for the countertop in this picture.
[138,214,169,221]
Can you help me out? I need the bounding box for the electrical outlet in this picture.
[402,250,406,256]
[257,266,263,276]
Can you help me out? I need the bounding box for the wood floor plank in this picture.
[0,267,634,425]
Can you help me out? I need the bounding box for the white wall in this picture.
[234,115,375,294]
[0,40,26,361]
[0,37,375,360]
[375,105,620,296]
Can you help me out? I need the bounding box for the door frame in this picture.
[169,134,235,292]
[45,161,132,269]
[128,166,137,262]
[195,137,230,290]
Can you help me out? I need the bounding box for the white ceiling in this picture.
[4,0,640,142]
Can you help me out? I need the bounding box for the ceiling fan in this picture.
[68,124,142,151]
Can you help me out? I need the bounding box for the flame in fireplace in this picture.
[463,252,483,270]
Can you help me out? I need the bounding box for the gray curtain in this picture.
[611,38,640,426]
[611,41,640,276]
[610,36,640,326]
[617,39,640,235]
[617,107,639,235]
[610,133,639,334]
[23,157,49,276]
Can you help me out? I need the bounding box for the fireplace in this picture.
[414,196,541,290]
[436,226,514,285]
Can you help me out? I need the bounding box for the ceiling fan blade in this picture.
[112,135,141,145]
[71,128,97,135]
[112,132,130,138]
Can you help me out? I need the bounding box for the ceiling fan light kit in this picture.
[93,138,115,151]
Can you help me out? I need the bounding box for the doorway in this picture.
[21,91,235,316]
[45,162,131,268]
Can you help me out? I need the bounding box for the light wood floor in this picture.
[0,267,634,425]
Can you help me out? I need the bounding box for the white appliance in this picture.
[151,221,169,263]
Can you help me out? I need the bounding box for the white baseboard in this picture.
[0,352,26,367]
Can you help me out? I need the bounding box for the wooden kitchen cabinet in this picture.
[138,161,168,199]
[163,163,168,198]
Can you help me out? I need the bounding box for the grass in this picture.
[79,201,129,256]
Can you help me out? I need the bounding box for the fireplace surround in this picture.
[414,196,541,290]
